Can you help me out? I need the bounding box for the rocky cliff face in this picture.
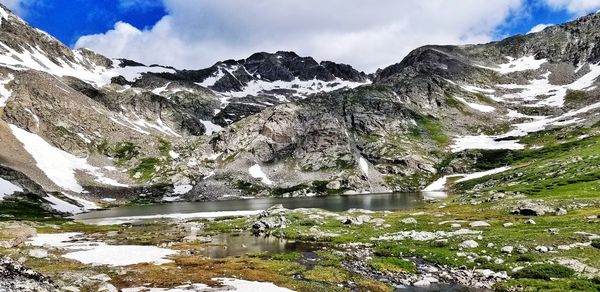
[0,4,600,209]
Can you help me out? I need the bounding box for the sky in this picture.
[2,0,600,72]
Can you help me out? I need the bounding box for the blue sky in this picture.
[3,0,600,71]
[17,0,166,45]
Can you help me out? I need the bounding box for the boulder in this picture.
[469,221,490,228]
[400,217,417,224]
[459,240,479,249]
[511,201,553,216]
[28,249,48,259]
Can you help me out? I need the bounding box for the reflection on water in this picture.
[200,233,315,258]
[75,192,441,221]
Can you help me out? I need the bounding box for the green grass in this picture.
[129,157,161,181]
[416,115,449,145]
[512,264,576,280]
[564,90,587,104]
[369,257,417,273]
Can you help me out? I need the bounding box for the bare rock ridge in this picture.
[0,3,599,210]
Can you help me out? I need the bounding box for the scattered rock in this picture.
[400,217,417,224]
[0,254,56,291]
[554,208,567,216]
[28,249,48,259]
[97,283,118,292]
[459,240,479,249]
[501,246,514,254]
[516,246,529,254]
[503,222,513,228]
[535,246,549,253]
[413,279,430,286]
[511,201,553,216]
[469,221,490,228]
[251,205,290,234]
[432,239,449,247]
[525,219,536,225]
[90,274,111,282]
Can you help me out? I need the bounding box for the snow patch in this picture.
[0,74,14,107]
[423,167,510,191]
[454,96,495,112]
[28,233,176,266]
[477,56,547,74]
[112,62,175,83]
[201,120,223,135]
[173,184,193,195]
[0,177,23,200]
[83,210,263,225]
[496,64,600,107]
[249,164,273,185]
[358,157,369,176]
[9,125,127,193]
[44,194,89,214]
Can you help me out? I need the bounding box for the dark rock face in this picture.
[0,254,57,292]
[130,51,371,125]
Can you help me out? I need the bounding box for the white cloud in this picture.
[76,0,525,72]
[528,23,553,33]
[0,0,40,16]
[542,0,600,15]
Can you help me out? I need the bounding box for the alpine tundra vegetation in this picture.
[0,1,599,291]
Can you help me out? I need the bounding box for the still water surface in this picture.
[75,192,439,221]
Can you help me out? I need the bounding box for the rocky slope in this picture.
[0,4,600,210]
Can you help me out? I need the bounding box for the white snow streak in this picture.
[423,166,510,191]
[0,74,14,107]
[359,157,369,176]
[9,125,127,193]
[249,164,273,185]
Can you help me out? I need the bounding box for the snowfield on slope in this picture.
[9,124,127,193]
[249,164,273,185]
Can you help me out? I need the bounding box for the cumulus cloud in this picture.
[76,0,525,72]
[542,0,600,15]
[528,23,553,33]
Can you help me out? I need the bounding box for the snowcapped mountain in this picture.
[0,2,600,213]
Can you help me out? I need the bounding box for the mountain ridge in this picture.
[0,5,599,214]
